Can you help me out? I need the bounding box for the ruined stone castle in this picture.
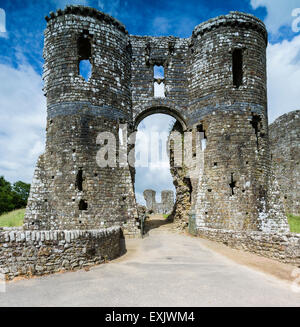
[2,6,299,281]
[143,190,174,214]
[24,5,288,235]
[25,6,288,233]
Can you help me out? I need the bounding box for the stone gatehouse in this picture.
[23,5,289,236]
[1,5,300,281]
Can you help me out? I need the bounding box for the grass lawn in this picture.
[0,208,25,227]
[0,208,299,233]
[287,214,300,233]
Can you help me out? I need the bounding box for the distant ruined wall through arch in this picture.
[143,189,174,214]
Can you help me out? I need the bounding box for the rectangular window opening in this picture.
[197,124,207,150]
[78,34,92,81]
[153,65,165,98]
[154,65,164,79]
[79,199,88,210]
[232,49,243,88]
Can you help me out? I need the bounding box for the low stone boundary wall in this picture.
[196,228,300,266]
[0,227,123,280]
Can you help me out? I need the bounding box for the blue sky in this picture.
[0,0,296,73]
[0,0,300,204]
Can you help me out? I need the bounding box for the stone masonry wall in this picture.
[130,35,189,125]
[196,227,300,266]
[168,121,192,229]
[161,190,174,214]
[0,226,122,280]
[269,110,300,215]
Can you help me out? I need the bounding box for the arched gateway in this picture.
[24,5,289,236]
[134,105,187,131]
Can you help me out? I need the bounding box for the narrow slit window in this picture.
[78,34,92,81]
[76,169,83,191]
[229,173,236,196]
[153,65,165,98]
[232,49,243,88]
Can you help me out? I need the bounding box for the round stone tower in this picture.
[24,6,139,234]
[190,12,288,232]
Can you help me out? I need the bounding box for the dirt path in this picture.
[0,215,300,307]
[192,236,300,284]
[143,214,300,284]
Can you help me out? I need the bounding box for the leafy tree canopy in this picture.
[0,176,30,215]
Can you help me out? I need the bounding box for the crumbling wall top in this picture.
[44,7,266,43]
[45,5,128,34]
[192,11,267,44]
[269,109,300,128]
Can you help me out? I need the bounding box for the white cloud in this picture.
[267,34,300,122]
[135,114,176,204]
[250,0,300,35]
[249,1,300,122]
[0,8,5,32]
[135,191,145,205]
[0,57,46,183]
[0,8,7,38]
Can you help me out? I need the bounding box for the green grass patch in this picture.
[163,214,170,219]
[0,208,25,227]
[0,209,298,232]
[287,213,300,233]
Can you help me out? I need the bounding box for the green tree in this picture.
[0,176,31,215]
[0,176,15,214]
[12,181,31,207]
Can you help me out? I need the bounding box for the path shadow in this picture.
[144,215,173,234]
